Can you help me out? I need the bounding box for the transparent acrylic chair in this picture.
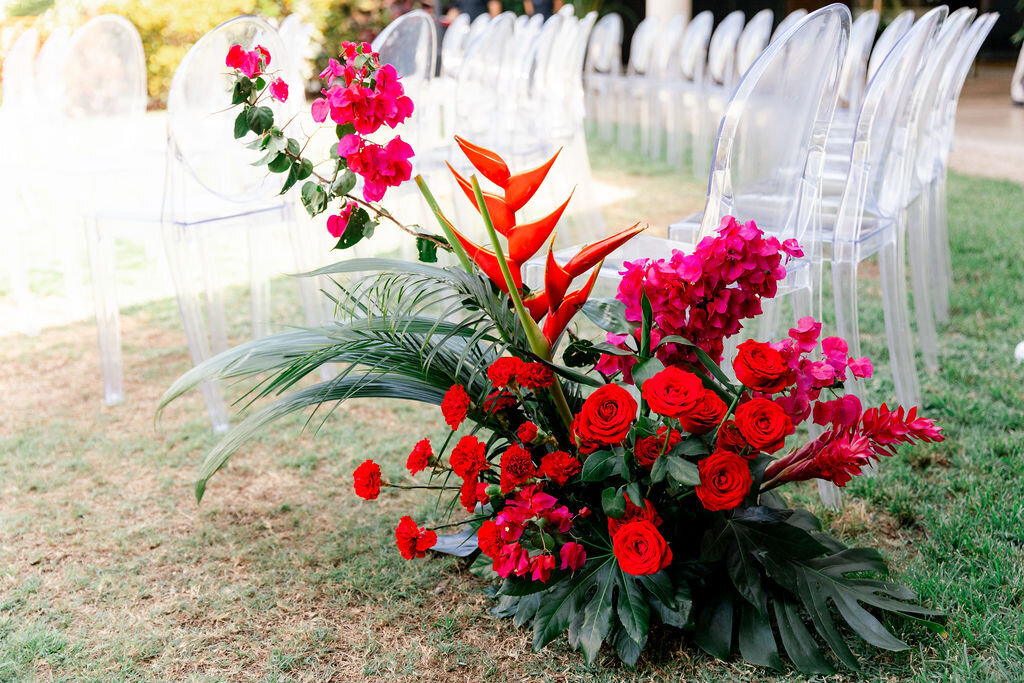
[612,16,660,151]
[664,11,713,170]
[583,12,623,142]
[818,7,944,507]
[867,10,914,84]
[837,10,880,116]
[278,14,316,102]
[927,13,999,327]
[35,27,72,118]
[1014,37,1024,105]
[770,9,807,43]
[642,13,688,160]
[437,13,471,139]
[692,10,744,180]
[0,28,41,336]
[901,8,974,375]
[734,9,773,81]
[668,4,852,335]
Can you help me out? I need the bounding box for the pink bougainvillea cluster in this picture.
[311,42,415,205]
[226,44,289,102]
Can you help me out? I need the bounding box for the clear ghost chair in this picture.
[612,16,660,151]
[0,28,41,336]
[867,10,914,84]
[152,16,314,430]
[837,10,880,115]
[819,7,944,507]
[278,14,316,101]
[770,9,807,43]
[583,12,623,141]
[437,13,471,139]
[35,27,72,119]
[927,13,999,327]
[558,4,575,17]
[1014,39,1024,105]
[668,4,851,336]
[468,12,491,43]
[642,13,689,160]
[372,10,438,151]
[664,11,713,170]
[734,9,773,81]
[692,10,744,180]
[902,7,974,375]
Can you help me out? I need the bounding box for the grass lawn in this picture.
[1,156,1023,680]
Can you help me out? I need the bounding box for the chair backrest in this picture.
[525,13,565,100]
[650,13,688,79]
[441,12,471,77]
[706,10,744,87]
[35,26,73,117]
[735,9,773,78]
[833,6,945,249]
[558,4,575,17]
[906,7,975,189]
[698,4,850,248]
[514,14,529,35]
[678,11,713,82]
[372,10,437,88]
[166,15,297,203]
[468,12,491,43]
[626,16,661,76]
[867,10,913,82]
[62,15,147,121]
[278,14,316,85]
[1,28,39,115]
[454,12,516,140]
[585,12,623,75]
[771,9,807,43]
[837,9,879,111]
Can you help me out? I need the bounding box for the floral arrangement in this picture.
[161,43,947,673]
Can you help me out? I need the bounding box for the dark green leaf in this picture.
[631,356,665,389]
[773,597,835,674]
[254,76,266,90]
[738,601,781,669]
[637,571,675,608]
[296,158,313,181]
[616,568,650,644]
[613,626,645,667]
[267,153,291,173]
[593,341,636,356]
[246,105,274,134]
[639,291,653,357]
[664,455,700,487]
[532,556,611,651]
[331,169,357,197]
[625,481,644,507]
[231,77,252,104]
[795,571,861,669]
[831,590,909,651]
[673,437,711,457]
[300,181,328,216]
[578,563,616,664]
[513,593,544,628]
[581,298,632,334]
[602,486,627,519]
[581,450,618,482]
[416,237,438,263]
[335,122,355,138]
[650,579,693,628]
[280,164,299,195]
[650,453,669,484]
[501,574,566,596]
[562,339,602,368]
[233,110,249,138]
[286,138,300,156]
[694,595,734,660]
[726,532,766,612]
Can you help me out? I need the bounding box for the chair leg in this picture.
[247,227,272,339]
[85,215,124,405]
[878,239,920,408]
[931,175,952,325]
[907,195,939,372]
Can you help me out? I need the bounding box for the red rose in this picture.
[352,459,381,499]
[500,445,537,493]
[460,476,479,512]
[608,496,663,537]
[717,420,749,455]
[641,367,704,419]
[477,520,502,557]
[487,356,523,387]
[634,427,681,469]
[733,340,793,394]
[442,384,471,430]
[395,516,437,559]
[406,438,433,475]
[572,384,637,448]
[734,398,795,454]
[612,521,673,575]
[450,435,487,480]
[537,450,582,486]
[696,450,752,511]
[517,362,554,390]
[678,389,728,435]
[517,421,539,444]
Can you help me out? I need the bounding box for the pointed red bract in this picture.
[504,150,560,211]
[448,224,522,292]
[542,265,602,346]
[507,191,574,265]
[455,136,511,187]
[447,162,516,236]
[564,222,645,277]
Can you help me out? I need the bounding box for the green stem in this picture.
[416,175,473,273]
[470,175,574,433]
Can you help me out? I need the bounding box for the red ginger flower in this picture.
[441,384,470,430]
[395,516,437,559]
[352,459,381,500]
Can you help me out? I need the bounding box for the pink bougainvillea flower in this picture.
[269,77,289,102]
[326,202,353,239]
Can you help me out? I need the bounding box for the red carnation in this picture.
[450,435,487,480]
[634,427,681,469]
[484,390,517,413]
[442,384,471,430]
[406,438,433,475]
[733,340,793,394]
[696,450,753,511]
[487,356,523,388]
[572,384,637,448]
[734,398,795,454]
[460,476,479,512]
[537,450,582,486]
[613,521,673,576]
[395,516,437,559]
[352,459,381,500]
[500,444,537,493]
[641,366,705,419]
[678,389,729,435]
[517,421,539,444]
[477,520,502,557]
[517,362,554,390]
